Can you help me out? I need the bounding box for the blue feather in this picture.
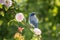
[29,12,38,28]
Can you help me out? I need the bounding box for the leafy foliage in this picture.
[0,0,59,40]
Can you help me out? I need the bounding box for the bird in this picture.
[29,12,38,28]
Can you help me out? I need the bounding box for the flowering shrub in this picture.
[4,0,12,7]
[0,0,12,7]
[34,28,41,35]
[0,0,4,4]
[15,13,24,22]
[0,0,58,40]
[18,27,24,32]
[14,32,24,40]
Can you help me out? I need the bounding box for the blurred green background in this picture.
[0,0,59,40]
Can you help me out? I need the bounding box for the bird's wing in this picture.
[30,20,38,28]
[31,15,38,23]
[29,15,38,28]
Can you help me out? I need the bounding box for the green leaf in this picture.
[4,7,9,11]
[0,20,3,26]
[0,4,2,9]
[0,11,4,16]
[52,25,56,31]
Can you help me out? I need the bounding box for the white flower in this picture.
[15,13,24,22]
[0,0,4,4]
[34,28,42,35]
[4,0,12,7]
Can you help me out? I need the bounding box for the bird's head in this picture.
[30,12,35,16]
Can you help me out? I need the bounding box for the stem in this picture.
[18,4,20,12]
[21,21,33,29]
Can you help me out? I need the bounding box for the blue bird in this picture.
[29,12,38,28]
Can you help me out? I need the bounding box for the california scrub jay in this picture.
[29,12,38,28]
